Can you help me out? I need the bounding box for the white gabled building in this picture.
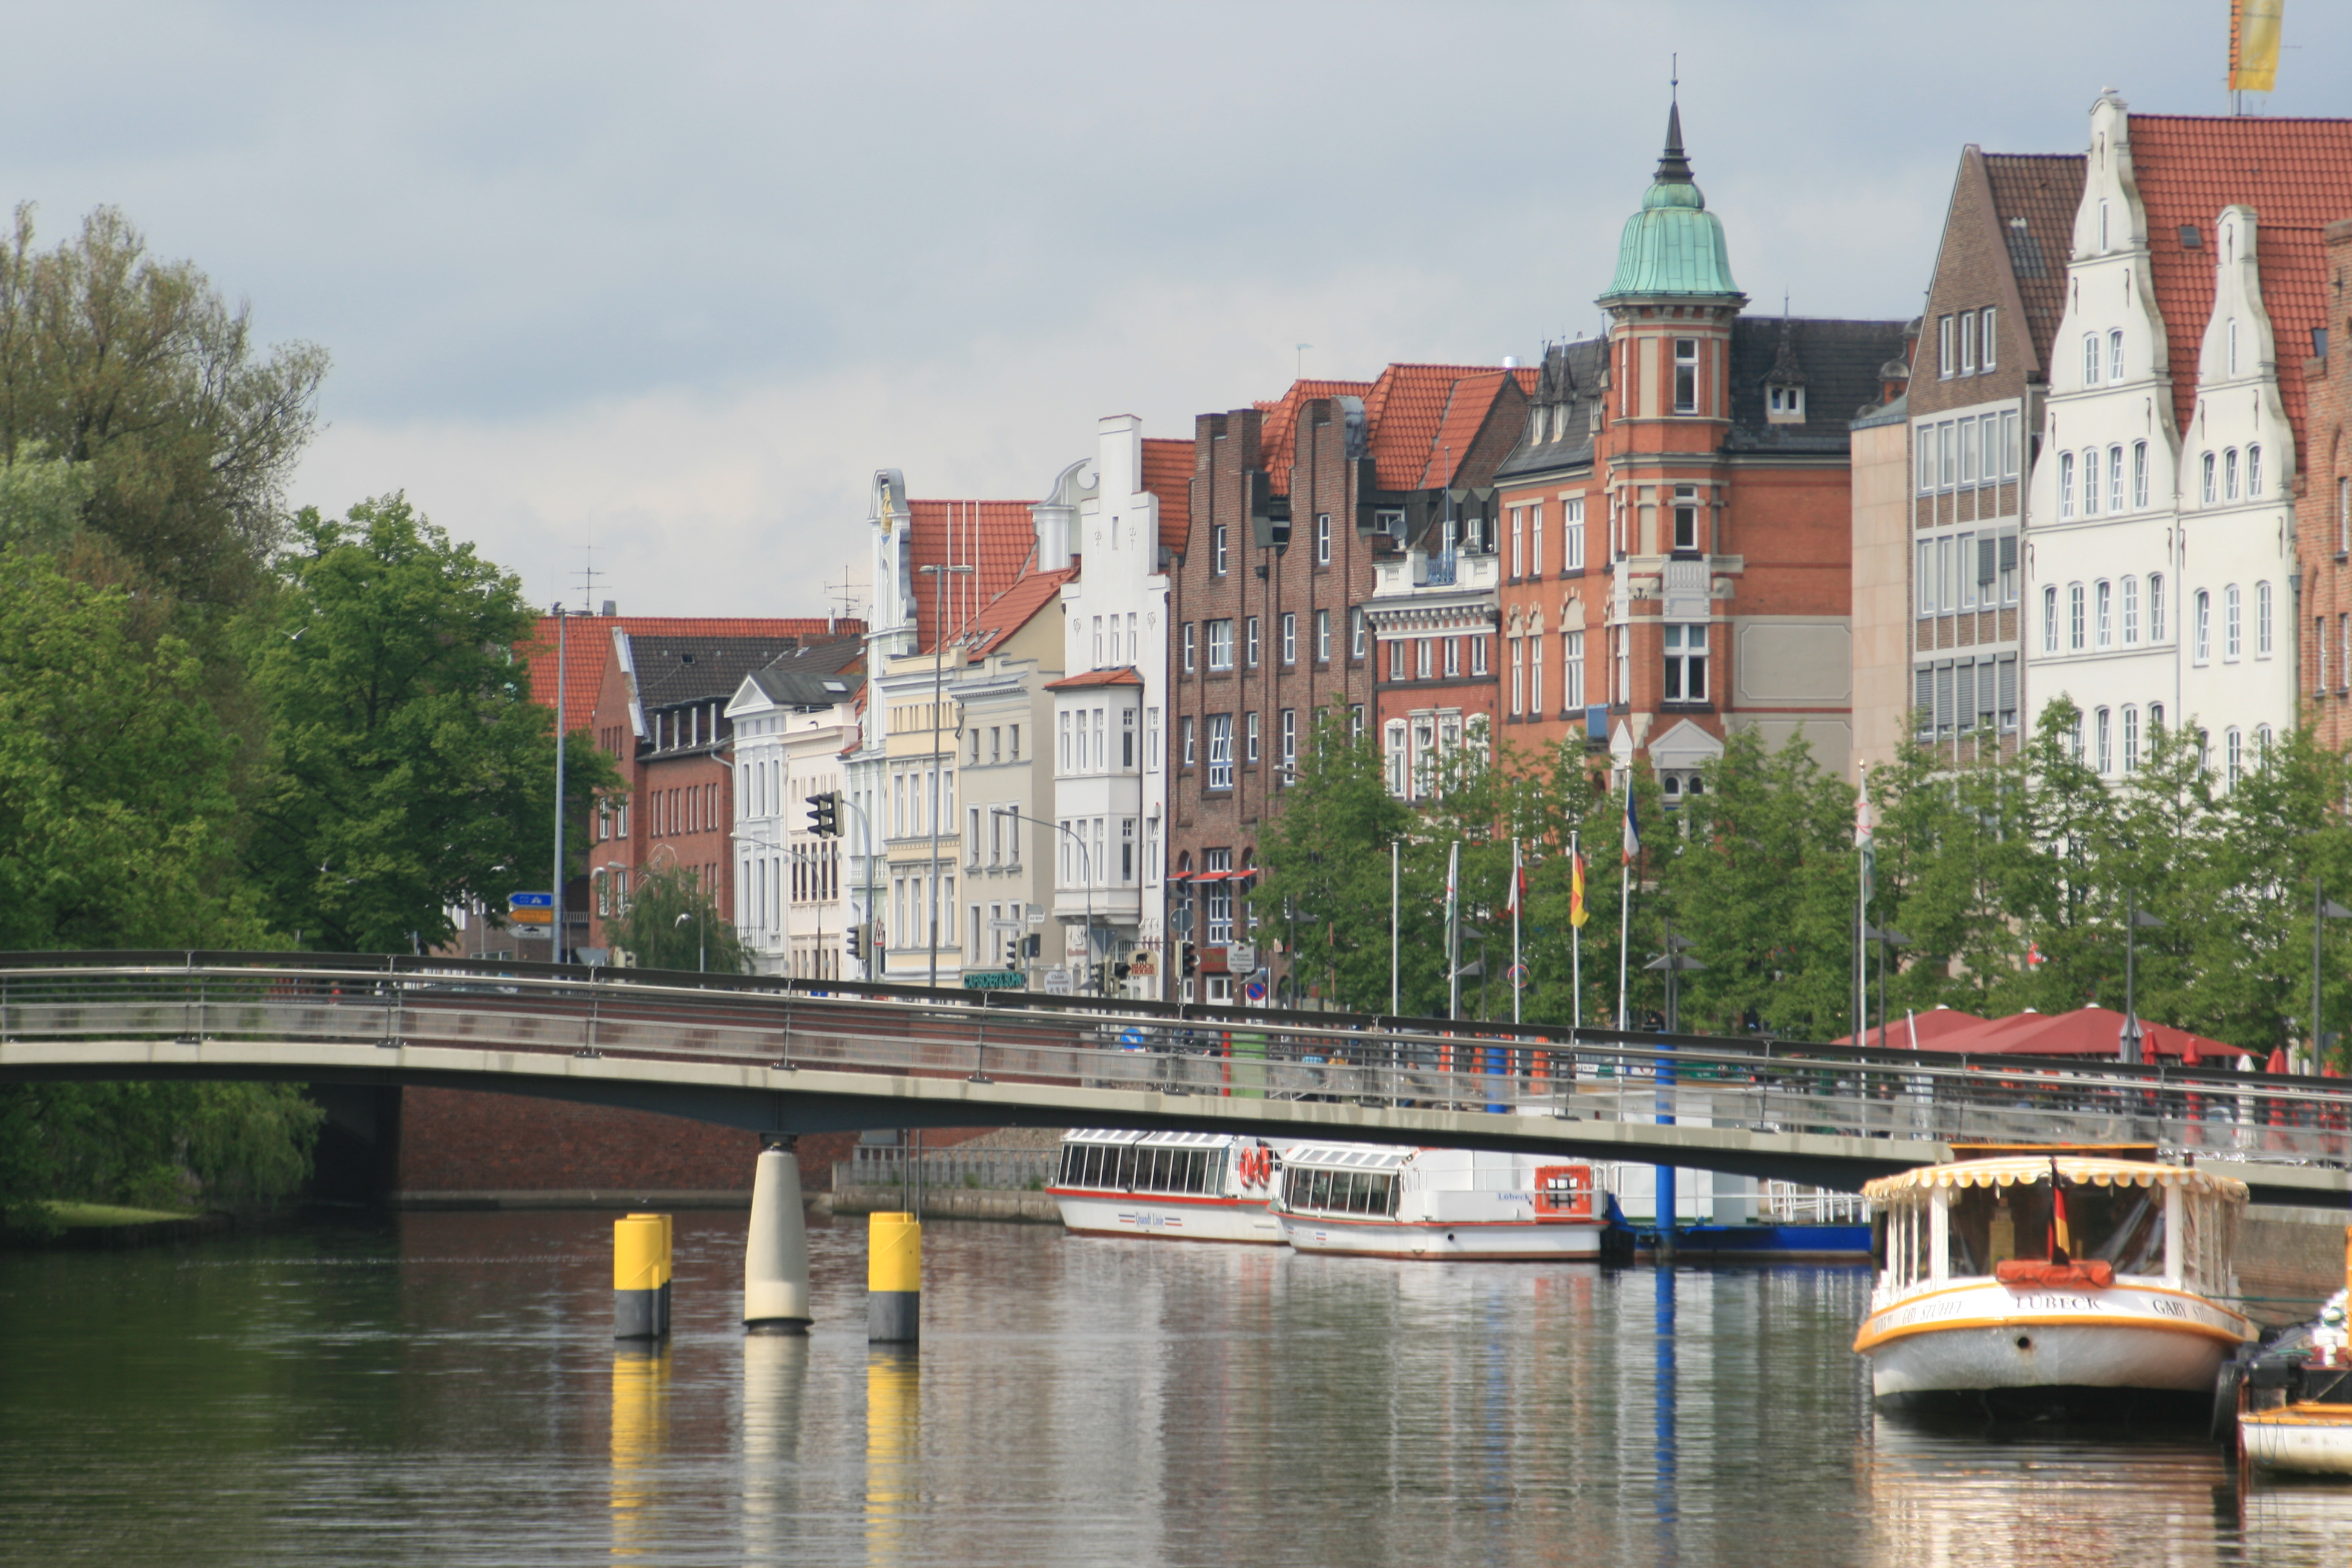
[2026,93,2299,774]
[727,658,862,979]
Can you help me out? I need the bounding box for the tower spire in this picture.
[1656,97,1693,186]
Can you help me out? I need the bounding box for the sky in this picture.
[9,2,2351,619]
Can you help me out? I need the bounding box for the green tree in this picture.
[237,494,618,952]
[1252,703,1415,1012]
[609,864,753,973]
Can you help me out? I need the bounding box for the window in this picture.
[2068,584,2086,651]
[2121,575,2139,644]
[1204,848,1232,943]
[2106,445,2124,513]
[2249,444,2264,497]
[2042,586,2059,652]
[1207,619,1234,670]
[2228,318,2240,377]
[1919,541,1935,616]
[1182,622,1195,673]
[1671,485,1700,552]
[1529,633,1543,713]
[1960,419,1978,486]
[1206,714,1232,788]
[1530,503,1546,575]
[1563,496,1585,569]
[1511,638,1525,714]
[1384,722,1407,795]
[1213,524,1229,574]
[1511,507,1524,576]
[2202,452,2217,504]
[1663,623,1708,702]
[1181,716,1195,766]
[2149,575,2166,641]
[1564,629,1586,708]
[2131,441,2149,510]
[1279,710,1296,773]
[1417,638,1432,679]
[2225,448,2241,502]
[1959,531,1978,609]
[1443,636,1460,678]
[1147,708,1160,770]
[2226,727,2244,787]
[2083,333,2100,388]
[2194,589,2212,663]
[2059,451,2076,518]
[1279,612,1295,664]
[1315,512,1331,564]
[1350,607,1367,658]
[1244,615,1259,667]
[2082,448,2100,515]
[1938,315,1955,377]
[2343,613,2351,692]
[1471,634,1488,676]
[2096,708,2112,773]
[2258,581,2273,657]
[2095,580,2112,647]
[1351,705,1365,740]
[2001,409,2019,478]
[2149,701,2164,732]
[1244,710,1259,763]
[1121,707,1136,769]
[1388,639,1407,680]
[1314,609,1330,662]
[1673,338,1699,411]
[1981,307,1997,370]
[1091,616,1103,667]
[1959,310,1976,374]
[2225,583,2243,660]
[1940,421,1956,488]
[2108,329,2124,384]
[2322,617,2332,696]
[1917,427,1938,493]
[2340,477,2349,555]
[2123,705,2140,771]
[1057,711,1071,773]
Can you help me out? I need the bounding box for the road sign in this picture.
[961,970,1024,990]
[987,918,1021,931]
[1244,978,1267,1003]
[1228,942,1256,973]
[508,892,554,927]
[1508,962,1531,990]
[509,892,553,908]
[1042,967,1073,996]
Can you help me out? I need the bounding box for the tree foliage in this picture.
[607,865,754,975]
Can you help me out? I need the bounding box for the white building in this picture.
[726,661,861,979]
[1045,417,1177,997]
[2026,93,2298,773]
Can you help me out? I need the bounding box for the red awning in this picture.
[1908,1005,2239,1061]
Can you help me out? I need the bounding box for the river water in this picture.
[1,1209,2346,1566]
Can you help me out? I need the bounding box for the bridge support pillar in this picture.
[744,1136,812,1334]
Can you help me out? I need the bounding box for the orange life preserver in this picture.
[1240,1144,1269,1187]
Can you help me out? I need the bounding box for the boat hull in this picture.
[1050,1189,1283,1245]
[1857,1281,2251,1402]
[2243,1405,2352,1473]
[1279,1215,1606,1261]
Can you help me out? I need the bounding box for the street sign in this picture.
[1228,942,1256,973]
[1508,962,1531,990]
[961,970,1024,990]
[1042,967,1073,996]
[509,892,553,908]
[987,918,1021,931]
[508,892,554,927]
[1244,978,1267,1003]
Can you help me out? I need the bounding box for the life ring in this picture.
[1239,1145,1268,1187]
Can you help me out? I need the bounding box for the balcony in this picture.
[1373,548,1500,599]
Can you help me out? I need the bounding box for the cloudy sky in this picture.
[11,2,2349,618]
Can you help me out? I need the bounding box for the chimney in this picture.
[601,599,618,617]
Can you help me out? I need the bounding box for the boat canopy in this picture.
[1282,1143,1413,1171]
[1062,1129,1235,1150]
[1863,1156,2247,1202]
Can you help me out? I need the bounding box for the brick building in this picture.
[1167,365,1527,1005]
[1849,146,2081,778]
[2301,218,2352,750]
[1497,104,1907,800]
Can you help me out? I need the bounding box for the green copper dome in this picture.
[1598,103,1742,304]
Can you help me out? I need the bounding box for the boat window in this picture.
[2069,1183,2164,1276]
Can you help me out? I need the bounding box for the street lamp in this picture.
[2120,895,2164,1064]
[2313,880,2352,1073]
[1641,921,1704,1238]
[993,808,1094,993]
[674,909,704,973]
[1863,924,1910,1051]
[917,562,975,991]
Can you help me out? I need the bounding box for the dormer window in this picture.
[1765,384,1805,422]
[1673,339,1699,413]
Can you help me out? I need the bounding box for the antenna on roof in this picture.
[1670,53,1678,103]
[574,546,604,616]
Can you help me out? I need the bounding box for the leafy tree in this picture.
[1251,703,1416,1012]
[0,204,327,615]
[608,865,753,973]
[237,494,618,952]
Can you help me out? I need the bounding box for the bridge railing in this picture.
[5,953,2352,1176]
[839,1146,1057,1192]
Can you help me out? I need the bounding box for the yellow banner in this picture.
[2230,0,2283,93]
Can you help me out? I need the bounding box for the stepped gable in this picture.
[2128,114,2352,437]
[1723,317,1914,451]
[1982,152,2087,373]
[1252,377,1375,491]
[522,615,849,730]
[1140,436,1196,552]
[905,498,1037,653]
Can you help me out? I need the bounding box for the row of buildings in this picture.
[468,89,2352,1011]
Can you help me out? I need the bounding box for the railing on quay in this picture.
[840,1145,1057,1193]
[4,950,2352,1178]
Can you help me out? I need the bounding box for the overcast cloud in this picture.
[9,2,2349,618]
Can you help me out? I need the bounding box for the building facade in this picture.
[2299,220,2352,750]
[726,654,863,979]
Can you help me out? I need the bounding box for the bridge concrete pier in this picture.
[742,1137,812,1334]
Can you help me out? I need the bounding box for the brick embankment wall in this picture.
[389,1086,998,1208]
[2239,1206,2352,1326]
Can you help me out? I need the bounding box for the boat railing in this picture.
[842,1145,1059,1192]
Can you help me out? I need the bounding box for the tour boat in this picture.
[1047,1130,1286,1244]
[1854,1154,2255,1413]
[1270,1142,1627,1262]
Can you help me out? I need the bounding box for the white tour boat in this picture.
[1047,1129,1286,1244]
[1854,1154,2254,1413]
[1271,1142,1624,1261]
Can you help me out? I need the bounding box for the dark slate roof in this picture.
[1982,152,2085,377]
[1722,316,1913,452]
[741,662,863,708]
[1492,337,1609,481]
[632,633,859,712]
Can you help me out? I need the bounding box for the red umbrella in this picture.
[2266,1047,2290,1075]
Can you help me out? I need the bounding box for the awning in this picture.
[1861,1155,2247,1202]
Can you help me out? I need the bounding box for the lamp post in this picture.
[1863,924,1909,1051]
[992,808,1094,994]
[2120,895,2164,1064]
[2313,880,2352,1073]
[550,604,568,965]
[917,562,975,991]
[674,909,704,973]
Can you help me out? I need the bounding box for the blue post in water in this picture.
[1653,1266,1679,1549]
[1486,1043,1508,1112]
[1654,1042,1676,1249]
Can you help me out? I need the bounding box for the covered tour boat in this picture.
[1271,1143,1626,1262]
[1047,1130,1286,1244]
[1854,1154,2254,1413]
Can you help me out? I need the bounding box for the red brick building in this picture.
[2303,218,2352,750]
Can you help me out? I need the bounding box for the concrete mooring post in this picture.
[866,1211,921,1343]
[615,1212,673,1339]
[743,1135,812,1333]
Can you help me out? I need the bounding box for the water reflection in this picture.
[740,1332,808,1551]
[607,1346,669,1560]
[864,1348,919,1566]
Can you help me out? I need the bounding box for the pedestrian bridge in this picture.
[2,953,2348,1204]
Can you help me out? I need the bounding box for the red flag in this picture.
[2047,1158,2071,1264]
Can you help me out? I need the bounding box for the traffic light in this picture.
[1004,933,1021,969]
[846,923,864,961]
[805,791,840,837]
[1181,942,1198,976]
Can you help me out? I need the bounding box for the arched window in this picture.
[2095,580,2112,647]
[2069,584,2086,651]
[2121,575,2140,644]
[2122,705,2140,771]
[2202,452,2217,504]
[2096,708,2112,773]
[2042,586,2059,653]
[2149,701,2166,732]
[2225,448,2241,501]
[2132,441,2150,509]
[2149,573,2166,641]
[2224,583,2243,660]
[2249,443,2264,497]
[2257,580,2273,656]
[2194,589,2212,663]
[2083,333,2101,388]
[2109,330,2125,383]
[2108,445,2125,512]
[2082,449,2102,515]
[2060,451,2077,518]
[2226,726,2244,787]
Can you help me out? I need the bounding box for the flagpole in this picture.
[1616,783,1633,1034]
[1570,829,1582,1034]
[1854,762,1870,1045]
[1390,838,1399,1017]
[1511,837,1522,1027]
[1446,840,1462,1022]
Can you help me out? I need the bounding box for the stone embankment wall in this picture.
[2240,1206,2352,1325]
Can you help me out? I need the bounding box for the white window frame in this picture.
[1315,609,1331,662]
[2225,583,2243,661]
[2194,589,2212,664]
[1315,512,1332,565]
[1207,618,1234,671]
[1673,337,1699,412]
[2258,580,2273,658]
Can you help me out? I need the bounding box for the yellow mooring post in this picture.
[615,1212,673,1340]
[866,1211,921,1343]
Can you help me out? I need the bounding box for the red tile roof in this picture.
[1417,370,1516,489]
[1140,437,1196,552]
[906,499,1038,652]
[1361,364,1526,491]
[962,567,1077,659]
[521,615,853,730]
[1044,666,1143,690]
[1253,378,1376,487]
[2128,114,2352,437]
[1981,152,2086,376]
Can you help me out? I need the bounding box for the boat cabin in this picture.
[1863,1157,2243,1302]
[1280,1145,1410,1218]
[1054,1130,1233,1195]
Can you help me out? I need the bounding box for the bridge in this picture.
[4,952,2350,1205]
